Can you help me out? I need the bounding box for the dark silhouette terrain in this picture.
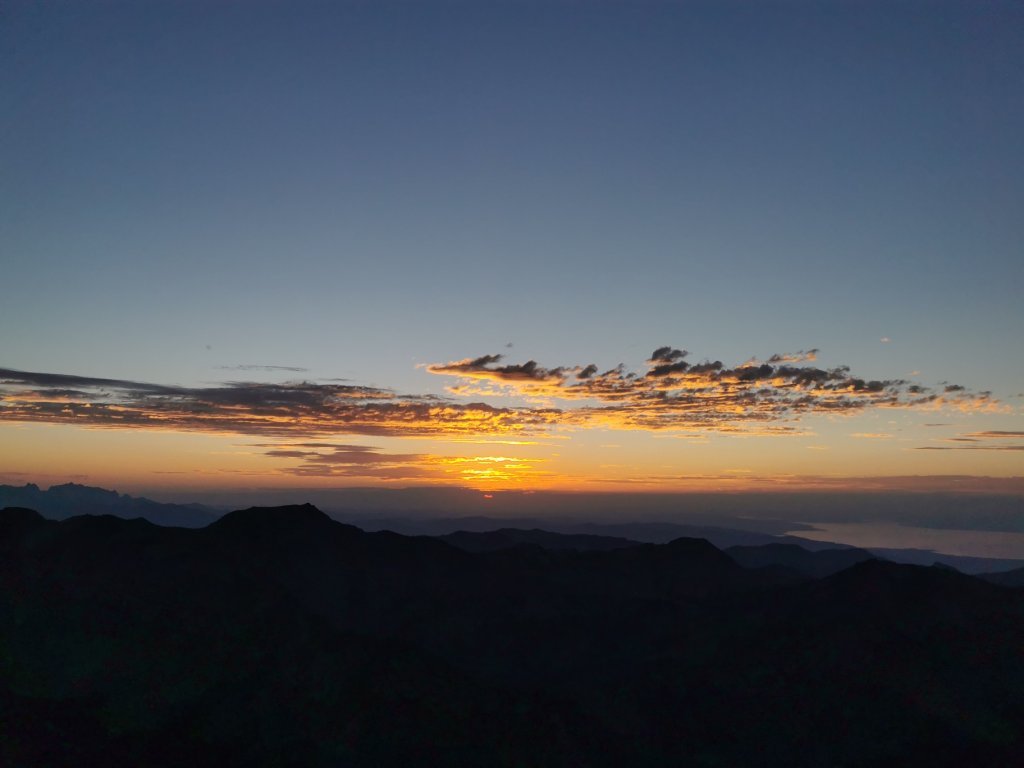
[439,527,640,552]
[725,541,878,578]
[979,564,1024,588]
[3,504,1023,766]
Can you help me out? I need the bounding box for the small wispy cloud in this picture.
[767,349,819,364]
[262,441,549,484]
[917,445,1024,451]
[916,429,1024,453]
[217,364,310,372]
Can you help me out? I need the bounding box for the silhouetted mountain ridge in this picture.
[4,503,1024,765]
[207,502,344,537]
[7,481,1022,573]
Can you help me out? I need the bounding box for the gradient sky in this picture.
[2,1,1022,496]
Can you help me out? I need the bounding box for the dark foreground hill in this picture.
[3,505,1023,767]
[439,526,641,552]
[725,541,878,578]
[979,564,1024,588]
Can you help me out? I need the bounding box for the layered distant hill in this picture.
[3,505,1023,766]
[6,482,1023,574]
[0,483,219,528]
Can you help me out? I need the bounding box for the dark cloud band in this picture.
[0,346,998,440]
[0,368,554,438]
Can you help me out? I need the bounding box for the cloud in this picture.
[263,449,314,459]
[916,429,1024,453]
[282,463,439,480]
[0,345,1001,441]
[269,444,432,479]
[428,346,998,433]
[284,446,425,465]
[261,441,549,483]
[646,347,690,377]
[767,349,819,364]
[0,368,557,438]
[917,445,1024,451]
[217,365,310,372]
[648,347,687,363]
[426,355,567,383]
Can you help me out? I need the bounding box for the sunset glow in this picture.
[0,1,1020,505]
[1,346,1021,494]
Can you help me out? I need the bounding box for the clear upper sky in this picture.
[1,1,1022,494]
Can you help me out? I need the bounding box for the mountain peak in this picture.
[662,536,732,562]
[207,503,338,537]
[821,557,996,606]
[664,535,719,551]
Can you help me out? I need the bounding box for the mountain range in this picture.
[3,503,1023,766]
[5,483,1022,574]
[0,483,218,528]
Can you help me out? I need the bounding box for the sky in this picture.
[1,1,1022,504]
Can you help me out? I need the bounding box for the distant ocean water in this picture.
[790,522,1024,560]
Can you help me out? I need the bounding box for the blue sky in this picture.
[1,1,1022,498]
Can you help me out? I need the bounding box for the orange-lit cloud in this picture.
[428,347,997,433]
[259,441,550,485]
[0,348,998,442]
[0,368,557,438]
